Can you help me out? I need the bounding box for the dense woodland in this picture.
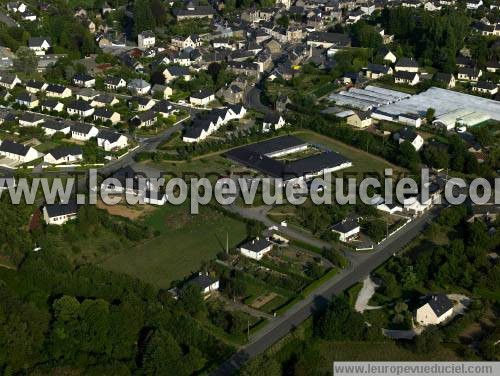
[0,199,235,374]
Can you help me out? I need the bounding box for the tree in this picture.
[276,15,290,29]
[133,0,155,36]
[426,107,435,123]
[397,141,421,171]
[179,283,205,315]
[14,47,37,74]
[315,295,365,341]
[414,328,442,354]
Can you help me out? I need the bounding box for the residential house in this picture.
[26,79,48,93]
[129,111,157,128]
[457,67,482,82]
[46,84,72,98]
[76,88,99,102]
[97,130,128,151]
[41,120,70,136]
[473,81,498,96]
[262,112,286,132]
[332,218,360,242]
[18,113,44,127]
[104,76,127,90]
[394,71,420,86]
[138,30,155,49]
[43,146,83,165]
[43,200,78,225]
[133,96,155,111]
[127,79,151,95]
[171,35,202,49]
[395,57,419,72]
[239,238,273,260]
[28,37,51,55]
[72,73,95,88]
[307,32,351,50]
[190,89,215,106]
[41,99,64,113]
[151,84,173,99]
[377,46,397,63]
[365,63,393,79]
[70,123,99,141]
[162,66,191,83]
[152,100,174,118]
[433,72,456,89]
[91,94,119,108]
[67,100,94,118]
[15,92,38,108]
[0,74,21,89]
[188,273,219,296]
[394,127,424,151]
[416,294,454,326]
[347,111,372,128]
[93,107,121,125]
[0,140,42,163]
[217,83,244,104]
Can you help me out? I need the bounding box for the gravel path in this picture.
[355,275,382,313]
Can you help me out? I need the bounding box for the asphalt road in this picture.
[212,208,437,376]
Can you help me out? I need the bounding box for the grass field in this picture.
[100,202,248,288]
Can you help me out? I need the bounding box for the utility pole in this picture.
[226,232,229,254]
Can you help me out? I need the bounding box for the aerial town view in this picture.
[0,0,499,375]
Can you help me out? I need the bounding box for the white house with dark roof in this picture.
[67,100,94,118]
[93,107,121,125]
[262,112,286,132]
[70,123,99,141]
[41,99,64,113]
[129,111,157,128]
[162,65,191,83]
[72,73,95,88]
[473,81,498,96]
[395,57,419,72]
[394,71,420,86]
[104,76,127,90]
[28,37,51,55]
[239,237,273,260]
[46,84,72,98]
[97,130,128,151]
[332,218,360,242]
[15,92,39,108]
[138,30,156,49]
[43,146,83,164]
[18,113,44,127]
[42,121,71,136]
[416,294,454,326]
[189,89,215,106]
[43,200,78,225]
[0,140,42,163]
[26,79,48,93]
[127,79,151,95]
[394,127,424,151]
[0,74,21,89]
[189,272,219,296]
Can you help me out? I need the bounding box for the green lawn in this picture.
[99,202,248,288]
